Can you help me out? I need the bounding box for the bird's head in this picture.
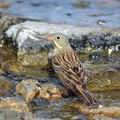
[47,33,70,49]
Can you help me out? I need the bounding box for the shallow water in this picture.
[0,0,120,28]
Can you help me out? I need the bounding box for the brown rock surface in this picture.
[16,79,65,103]
[0,97,30,112]
[0,76,13,96]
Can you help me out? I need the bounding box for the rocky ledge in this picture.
[0,14,119,92]
[0,14,119,67]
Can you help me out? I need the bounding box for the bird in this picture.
[47,33,102,106]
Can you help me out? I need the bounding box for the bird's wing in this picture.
[52,49,102,106]
[52,49,86,86]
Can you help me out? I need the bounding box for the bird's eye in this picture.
[57,36,60,39]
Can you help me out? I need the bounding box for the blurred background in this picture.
[0,0,120,28]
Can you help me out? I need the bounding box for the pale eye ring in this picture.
[57,36,60,39]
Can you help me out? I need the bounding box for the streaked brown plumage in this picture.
[47,33,102,106]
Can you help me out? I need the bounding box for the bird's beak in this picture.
[47,35,55,41]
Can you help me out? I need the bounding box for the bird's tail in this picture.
[76,85,102,106]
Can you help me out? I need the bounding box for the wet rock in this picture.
[16,79,64,103]
[69,102,120,118]
[0,97,30,112]
[0,47,16,64]
[92,115,117,120]
[6,21,120,51]
[0,68,4,74]
[0,109,22,120]
[23,66,50,78]
[1,60,25,75]
[71,114,87,120]
[86,64,120,92]
[37,84,66,100]
[16,79,40,103]
[19,52,48,67]
[2,15,120,68]
[0,76,13,96]
[5,20,120,67]
[0,14,24,32]
[87,106,120,118]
